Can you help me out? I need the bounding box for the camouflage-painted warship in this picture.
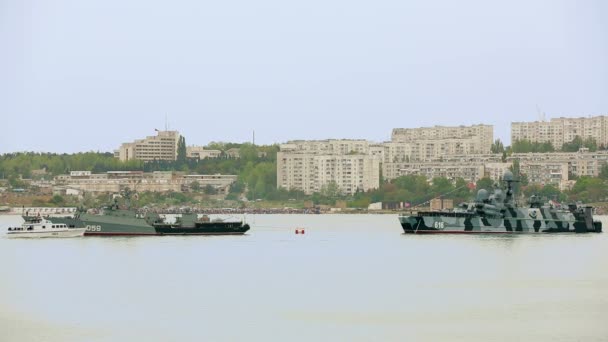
[399,171,602,234]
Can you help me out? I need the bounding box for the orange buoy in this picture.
[295,229,300,234]
[301,229,305,234]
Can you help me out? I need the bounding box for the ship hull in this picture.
[52,215,251,236]
[51,214,157,236]
[399,213,602,234]
[153,223,250,235]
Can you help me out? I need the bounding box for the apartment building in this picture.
[519,162,569,189]
[116,130,181,162]
[392,124,493,145]
[509,151,608,178]
[276,150,380,195]
[387,124,493,162]
[186,146,222,159]
[54,171,237,194]
[511,115,608,149]
[280,139,372,155]
[384,160,512,182]
[382,151,608,191]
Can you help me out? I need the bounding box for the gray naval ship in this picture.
[399,171,602,234]
[51,207,250,236]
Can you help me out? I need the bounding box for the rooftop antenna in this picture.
[536,105,546,122]
[165,114,168,131]
[253,130,255,146]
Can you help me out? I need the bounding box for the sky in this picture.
[1,0,607,153]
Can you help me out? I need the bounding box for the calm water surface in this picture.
[1,214,607,341]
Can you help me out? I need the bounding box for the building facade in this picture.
[380,150,608,190]
[54,171,237,194]
[116,130,181,162]
[511,115,608,149]
[186,146,222,159]
[277,147,380,196]
[387,124,493,162]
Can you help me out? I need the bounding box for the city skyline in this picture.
[1,0,607,154]
[3,114,608,154]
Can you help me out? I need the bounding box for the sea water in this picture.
[1,214,607,341]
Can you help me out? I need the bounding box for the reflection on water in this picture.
[1,214,607,341]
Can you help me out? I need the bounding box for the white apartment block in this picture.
[518,162,569,190]
[54,171,237,194]
[509,151,608,178]
[511,115,608,149]
[384,161,512,183]
[385,162,486,183]
[392,124,493,145]
[383,138,485,162]
[116,130,181,162]
[186,146,222,159]
[280,139,372,155]
[383,153,504,182]
[387,124,493,162]
[277,151,380,195]
[380,150,608,191]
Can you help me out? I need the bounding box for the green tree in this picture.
[583,137,598,152]
[190,181,201,192]
[475,177,494,191]
[203,185,217,195]
[50,195,65,205]
[177,136,187,164]
[430,177,454,195]
[490,139,505,153]
[568,176,608,202]
[599,163,608,180]
[562,136,584,152]
[511,139,554,153]
[320,181,342,199]
[452,178,472,204]
[539,184,564,201]
[239,143,259,163]
[509,159,527,194]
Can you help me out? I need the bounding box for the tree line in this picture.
[491,136,606,154]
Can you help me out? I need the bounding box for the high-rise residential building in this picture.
[392,124,493,146]
[276,142,380,195]
[280,139,371,155]
[116,130,181,162]
[387,124,493,162]
[54,171,237,194]
[511,115,608,149]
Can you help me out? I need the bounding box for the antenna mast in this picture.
[536,105,546,122]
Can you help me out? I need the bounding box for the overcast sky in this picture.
[1,0,607,153]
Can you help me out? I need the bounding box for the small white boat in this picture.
[6,216,86,238]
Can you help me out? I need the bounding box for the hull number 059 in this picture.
[86,225,101,232]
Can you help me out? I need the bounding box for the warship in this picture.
[399,171,603,234]
[51,205,157,236]
[51,199,249,236]
[149,212,250,235]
